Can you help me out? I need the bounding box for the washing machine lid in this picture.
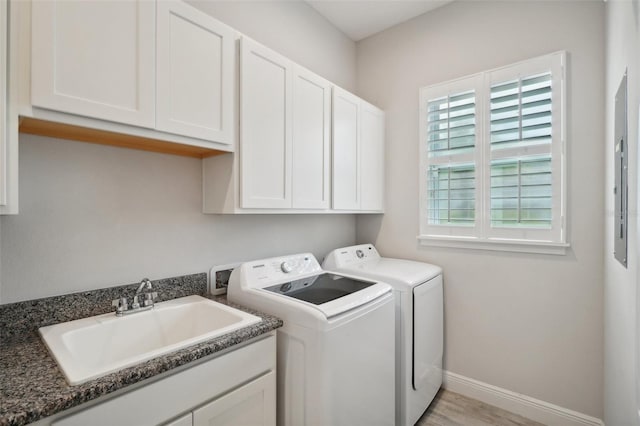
[231,253,392,319]
[324,245,441,288]
[264,273,373,304]
[262,273,390,318]
[350,258,441,287]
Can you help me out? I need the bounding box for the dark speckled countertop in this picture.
[0,273,283,426]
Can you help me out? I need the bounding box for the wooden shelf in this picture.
[19,117,228,158]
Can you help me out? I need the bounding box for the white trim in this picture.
[443,371,604,426]
[418,235,569,255]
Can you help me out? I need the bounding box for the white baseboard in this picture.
[442,370,604,426]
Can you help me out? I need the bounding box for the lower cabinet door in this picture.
[193,372,275,426]
[164,412,193,426]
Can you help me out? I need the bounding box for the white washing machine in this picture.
[323,244,443,426]
[227,253,396,426]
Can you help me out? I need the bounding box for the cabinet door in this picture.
[240,38,292,209]
[31,0,155,128]
[193,372,276,426]
[164,413,193,426]
[292,67,331,209]
[332,87,360,210]
[156,1,234,143]
[360,102,385,211]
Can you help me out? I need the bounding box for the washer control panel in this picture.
[240,253,322,288]
[325,244,380,269]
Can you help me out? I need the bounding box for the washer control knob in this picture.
[356,249,364,259]
[281,262,293,273]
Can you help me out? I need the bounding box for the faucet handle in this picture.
[143,292,158,307]
[112,297,128,315]
[131,295,141,310]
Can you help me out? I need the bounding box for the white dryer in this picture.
[323,244,443,426]
[227,253,395,426]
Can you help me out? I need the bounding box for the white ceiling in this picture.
[305,0,454,41]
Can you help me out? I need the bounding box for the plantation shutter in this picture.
[489,73,553,228]
[427,163,475,225]
[419,51,565,248]
[426,91,475,158]
[422,79,481,236]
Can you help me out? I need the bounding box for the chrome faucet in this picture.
[136,278,153,294]
[111,278,158,317]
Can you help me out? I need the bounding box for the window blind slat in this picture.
[521,86,551,100]
[522,74,552,87]
[490,136,552,148]
[490,72,552,151]
[426,90,476,158]
[427,163,475,226]
[490,156,552,228]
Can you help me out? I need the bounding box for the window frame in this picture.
[418,51,568,255]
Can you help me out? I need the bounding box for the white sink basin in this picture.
[39,295,261,385]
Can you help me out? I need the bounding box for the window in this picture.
[418,52,566,254]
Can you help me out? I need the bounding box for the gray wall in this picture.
[355,1,605,418]
[604,1,640,424]
[0,1,357,303]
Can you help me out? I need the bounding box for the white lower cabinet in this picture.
[165,413,193,426]
[193,372,275,426]
[47,334,276,426]
[162,372,275,426]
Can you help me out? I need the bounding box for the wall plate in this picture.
[209,263,241,295]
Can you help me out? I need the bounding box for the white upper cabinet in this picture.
[31,0,156,128]
[332,87,361,210]
[156,1,234,144]
[238,38,332,211]
[360,102,385,211]
[332,88,385,212]
[292,66,331,210]
[240,37,293,209]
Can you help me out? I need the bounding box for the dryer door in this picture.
[412,275,444,390]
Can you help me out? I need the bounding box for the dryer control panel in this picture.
[323,244,380,269]
[238,253,323,288]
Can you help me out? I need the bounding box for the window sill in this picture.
[417,235,569,255]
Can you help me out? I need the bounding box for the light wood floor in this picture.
[417,390,546,426]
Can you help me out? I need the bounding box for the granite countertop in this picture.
[0,274,283,426]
